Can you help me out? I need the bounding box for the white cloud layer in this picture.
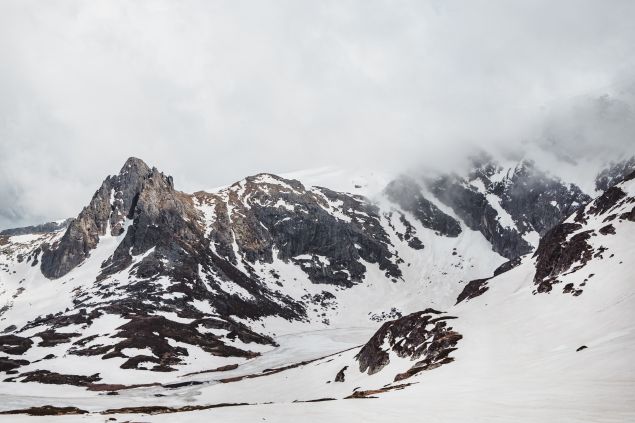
[1,0,634,228]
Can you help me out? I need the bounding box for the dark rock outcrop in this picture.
[493,256,522,276]
[533,169,635,295]
[384,176,461,237]
[334,366,347,382]
[456,257,522,304]
[196,174,401,287]
[356,309,461,381]
[587,186,627,216]
[9,370,101,386]
[96,316,269,371]
[596,156,635,192]
[456,278,490,304]
[0,219,72,237]
[430,174,532,259]
[0,335,33,355]
[0,356,29,372]
[427,158,590,259]
[533,223,592,292]
[0,406,89,416]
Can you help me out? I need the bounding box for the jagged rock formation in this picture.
[427,158,590,259]
[355,309,462,381]
[384,176,461,237]
[1,151,635,418]
[40,158,155,279]
[0,155,626,388]
[456,257,522,304]
[430,173,532,259]
[0,220,72,237]
[533,170,635,295]
[596,156,635,192]
[0,158,413,379]
[195,174,401,288]
[489,161,589,236]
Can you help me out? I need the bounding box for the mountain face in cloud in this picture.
[1,154,634,419]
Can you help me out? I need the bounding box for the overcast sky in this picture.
[1,0,634,229]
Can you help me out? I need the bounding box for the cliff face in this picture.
[40,158,155,279]
[384,176,461,238]
[0,158,415,377]
[595,156,635,192]
[533,170,635,295]
[425,159,590,259]
[195,174,401,288]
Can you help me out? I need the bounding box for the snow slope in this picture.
[0,156,633,421]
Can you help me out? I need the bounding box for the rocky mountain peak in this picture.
[39,157,176,279]
[120,156,151,174]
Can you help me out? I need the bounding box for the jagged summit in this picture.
[39,157,172,279]
[120,156,150,172]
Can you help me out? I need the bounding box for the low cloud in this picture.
[1,0,634,229]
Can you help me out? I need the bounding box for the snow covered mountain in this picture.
[0,154,633,421]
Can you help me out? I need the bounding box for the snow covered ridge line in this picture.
[455,167,635,305]
[1,154,634,421]
[0,156,421,384]
[531,169,635,295]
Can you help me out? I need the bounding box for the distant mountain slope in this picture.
[0,154,633,421]
[0,154,624,392]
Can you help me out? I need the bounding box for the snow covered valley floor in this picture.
[2,256,634,422]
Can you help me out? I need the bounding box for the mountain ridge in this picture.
[0,153,633,420]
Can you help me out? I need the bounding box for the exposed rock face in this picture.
[384,176,461,237]
[6,370,101,386]
[0,219,72,236]
[356,309,461,381]
[493,256,522,276]
[532,223,592,293]
[195,174,401,288]
[430,173,533,259]
[41,158,154,279]
[427,158,590,259]
[334,366,347,382]
[455,278,491,304]
[2,159,412,378]
[456,257,521,304]
[596,156,635,192]
[533,171,635,295]
[0,405,89,416]
[0,356,29,372]
[98,162,203,281]
[0,335,33,354]
[69,315,273,372]
[492,162,589,236]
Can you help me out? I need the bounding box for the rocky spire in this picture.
[40,157,155,279]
